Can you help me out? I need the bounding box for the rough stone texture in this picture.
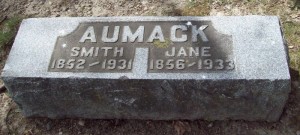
[1,16,290,122]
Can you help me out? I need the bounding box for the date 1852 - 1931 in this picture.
[50,59,133,70]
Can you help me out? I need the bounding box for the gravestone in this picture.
[1,16,290,122]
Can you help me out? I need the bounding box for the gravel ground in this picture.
[0,0,300,134]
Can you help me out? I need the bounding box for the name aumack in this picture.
[79,24,209,43]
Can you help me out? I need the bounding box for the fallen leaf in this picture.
[173,121,191,135]
[288,46,294,49]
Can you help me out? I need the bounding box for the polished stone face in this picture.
[48,21,234,73]
[1,16,291,122]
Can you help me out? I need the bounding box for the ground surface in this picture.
[0,0,300,134]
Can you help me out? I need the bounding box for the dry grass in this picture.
[181,0,211,16]
[284,21,300,75]
[0,16,22,84]
[0,16,21,51]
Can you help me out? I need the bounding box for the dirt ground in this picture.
[0,0,300,134]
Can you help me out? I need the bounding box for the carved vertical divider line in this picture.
[132,48,149,76]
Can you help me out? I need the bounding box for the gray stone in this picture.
[1,16,290,122]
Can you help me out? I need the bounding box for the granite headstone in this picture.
[1,16,290,122]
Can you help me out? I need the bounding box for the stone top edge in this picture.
[1,15,289,81]
[22,15,280,22]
